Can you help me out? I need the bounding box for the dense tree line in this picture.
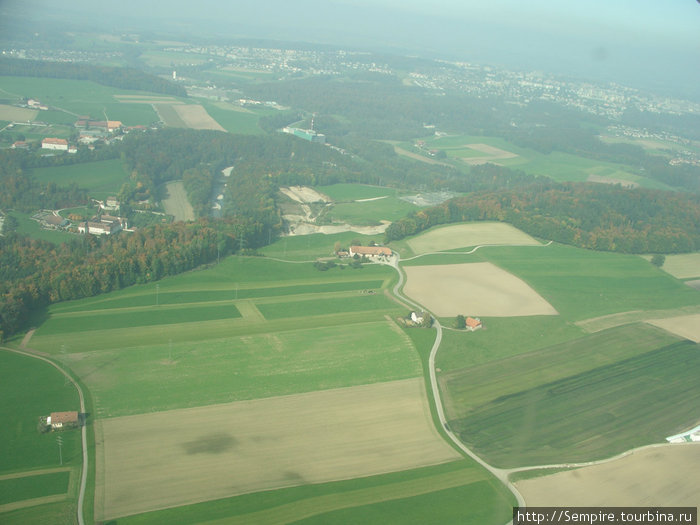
[0,57,187,97]
[385,179,700,253]
[0,218,246,339]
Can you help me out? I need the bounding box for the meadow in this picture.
[323,196,419,226]
[403,134,674,190]
[201,101,272,135]
[316,184,397,202]
[8,211,76,244]
[32,158,129,195]
[0,350,81,524]
[446,336,700,467]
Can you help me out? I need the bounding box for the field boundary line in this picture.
[576,304,700,333]
[0,466,72,481]
[0,494,68,514]
[401,240,553,261]
[0,346,88,525]
[197,467,486,525]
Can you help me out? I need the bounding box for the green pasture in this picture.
[324,196,419,226]
[201,101,271,134]
[483,244,700,321]
[0,471,70,505]
[448,337,700,467]
[140,50,211,67]
[260,232,387,261]
[61,320,420,418]
[416,134,670,189]
[52,279,385,313]
[440,323,678,417]
[437,316,585,370]
[256,293,398,319]
[36,303,242,336]
[154,103,187,128]
[7,212,76,244]
[0,501,77,525]
[406,243,700,321]
[115,459,514,525]
[0,351,81,474]
[317,184,397,202]
[0,76,161,125]
[32,158,129,193]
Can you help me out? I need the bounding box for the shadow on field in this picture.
[182,432,238,455]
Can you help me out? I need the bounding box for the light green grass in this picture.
[36,303,242,336]
[436,316,585,370]
[201,102,269,135]
[114,460,514,525]
[256,293,399,319]
[0,76,161,125]
[448,337,700,467]
[154,103,187,127]
[655,253,700,279]
[7,212,76,244]
[0,351,81,474]
[62,320,421,418]
[0,501,77,525]
[317,184,397,202]
[32,158,128,193]
[324,197,419,226]
[0,471,70,505]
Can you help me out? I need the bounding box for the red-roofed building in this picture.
[41,138,68,151]
[465,317,482,331]
[349,245,392,258]
[48,411,79,430]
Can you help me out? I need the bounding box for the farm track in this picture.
[576,304,700,332]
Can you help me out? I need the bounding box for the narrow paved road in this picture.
[386,253,526,509]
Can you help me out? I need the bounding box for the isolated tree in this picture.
[455,314,466,329]
[651,254,666,267]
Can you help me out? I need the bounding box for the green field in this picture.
[403,243,700,321]
[317,184,397,202]
[260,232,387,261]
[445,330,700,467]
[0,351,81,473]
[0,77,161,125]
[113,460,514,525]
[0,471,70,505]
[324,196,420,226]
[7,211,76,244]
[28,255,418,418]
[405,134,674,190]
[201,101,271,134]
[32,158,129,194]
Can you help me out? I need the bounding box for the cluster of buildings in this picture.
[78,214,128,236]
[282,126,326,144]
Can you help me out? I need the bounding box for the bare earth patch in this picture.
[406,222,541,254]
[162,181,195,222]
[95,378,459,520]
[515,444,700,507]
[403,262,558,317]
[461,143,518,165]
[656,253,700,279]
[0,104,38,121]
[172,104,226,131]
[280,186,331,203]
[646,313,700,342]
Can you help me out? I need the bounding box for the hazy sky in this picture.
[3,0,699,96]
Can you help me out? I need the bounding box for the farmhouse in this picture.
[411,311,426,324]
[466,316,483,331]
[41,137,69,151]
[79,215,126,235]
[48,411,79,430]
[349,245,392,258]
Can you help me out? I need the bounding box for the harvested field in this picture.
[0,104,38,121]
[657,253,700,279]
[172,104,225,131]
[162,181,195,222]
[647,313,700,342]
[280,186,331,203]
[461,143,518,165]
[515,444,700,507]
[406,222,541,254]
[403,262,558,317]
[114,95,183,104]
[95,378,459,520]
